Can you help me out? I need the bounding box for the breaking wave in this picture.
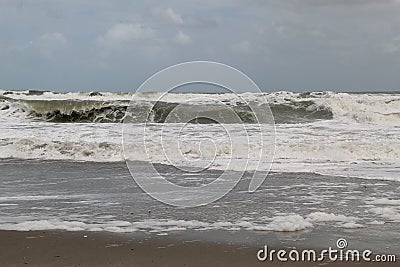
[0,90,342,124]
[1,90,399,125]
[0,90,399,180]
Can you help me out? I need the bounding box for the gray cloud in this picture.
[0,0,399,91]
[151,7,184,25]
[95,23,155,50]
[173,31,192,45]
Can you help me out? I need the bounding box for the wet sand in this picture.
[0,230,398,267]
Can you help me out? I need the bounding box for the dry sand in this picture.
[0,230,398,267]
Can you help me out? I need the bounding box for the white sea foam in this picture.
[1,121,398,182]
[0,219,249,233]
[312,92,400,126]
[369,207,400,221]
[251,215,313,232]
[366,220,385,225]
[306,212,358,223]
[365,198,400,205]
[0,211,365,233]
[0,220,137,232]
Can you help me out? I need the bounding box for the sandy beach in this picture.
[0,230,264,267]
[0,230,398,267]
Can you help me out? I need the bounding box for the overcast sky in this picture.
[1,0,400,92]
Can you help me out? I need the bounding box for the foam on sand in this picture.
[0,211,367,233]
[250,215,313,232]
[306,212,358,223]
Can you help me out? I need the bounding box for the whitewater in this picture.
[0,89,399,181]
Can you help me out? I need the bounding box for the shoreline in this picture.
[1,230,398,266]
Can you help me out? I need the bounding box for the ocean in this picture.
[0,89,399,253]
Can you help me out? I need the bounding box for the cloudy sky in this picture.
[1,0,400,92]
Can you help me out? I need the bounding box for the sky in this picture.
[0,0,400,92]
